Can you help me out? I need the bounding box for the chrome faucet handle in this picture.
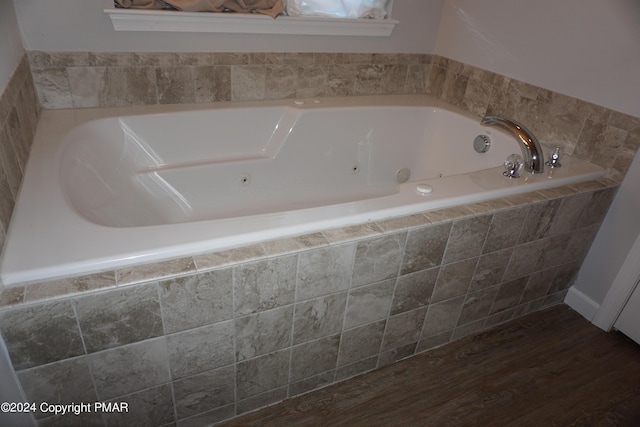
[545,147,563,168]
[503,154,524,178]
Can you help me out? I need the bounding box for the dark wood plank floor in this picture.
[220,305,640,427]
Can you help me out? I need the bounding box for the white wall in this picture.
[0,0,24,92]
[574,143,640,305]
[13,0,443,54]
[435,0,640,118]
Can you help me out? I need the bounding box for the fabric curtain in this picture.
[114,0,284,18]
[285,0,387,19]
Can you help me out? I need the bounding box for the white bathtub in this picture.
[0,95,604,286]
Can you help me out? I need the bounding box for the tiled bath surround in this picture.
[28,51,431,109]
[0,50,638,425]
[0,55,40,252]
[27,52,640,181]
[0,179,618,426]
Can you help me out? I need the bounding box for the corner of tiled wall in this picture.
[428,55,640,182]
[0,54,41,251]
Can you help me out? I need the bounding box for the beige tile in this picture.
[67,66,108,108]
[88,52,135,67]
[264,64,297,100]
[231,65,266,101]
[569,180,607,193]
[536,185,578,200]
[250,52,283,65]
[353,64,383,96]
[133,52,178,66]
[0,300,85,370]
[0,286,25,308]
[502,191,548,206]
[213,52,251,65]
[160,269,233,333]
[467,198,513,214]
[31,68,72,109]
[282,52,314,65]
[380,64,408,94]
[176,52,214,66]
[194,244,266,271]
[352,232,406,287]
[156,66,196,104]
[295,65,327,98]
[375,213,431,233]
[261,233,328,256]
[404,64,430,94]
[195,65,231,103]
[423,205,474,223]
[24,271,116,303]
[106,66,157,107]
[116,257,196,286]
[322,222,383,244]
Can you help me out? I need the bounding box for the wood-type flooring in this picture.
[219,304,640,426]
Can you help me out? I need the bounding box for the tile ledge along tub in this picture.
[0,94,604,286]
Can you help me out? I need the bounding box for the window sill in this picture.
[104,8,398,37]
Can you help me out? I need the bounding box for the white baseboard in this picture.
[564,286,600,322]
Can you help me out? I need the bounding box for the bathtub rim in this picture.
[0,95,607,288]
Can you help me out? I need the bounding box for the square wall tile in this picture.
[521,268,556,303]
[89,337,170,401]
[173,365,235,420]
[74,282,163,353]
[104,384,175,427]
[159,269,233,333]
[401,223,451,275]
[504,240,546,281]
[234,255,297,316]
[337,320,385,367]
[17,357,97,420]
[290,334,340,382]
[432,258,477,303]
[167,320,234,379]
[236,349,290,400]
[296,244,355,301]
[236,306,293,361]
[548,193,591,235]
[0,300,84,370]
[344,279,394,330]
[352,232,406,287]
[470,248,512,291]
[421,296,465,339]
[293,292,347,345]
[442,215,492,264]
[490,277,528,315]
[391,267,439,315]
[517,199,562,244]
[484,208,528,254]
[458,287,500,326]
[381,307,428,351]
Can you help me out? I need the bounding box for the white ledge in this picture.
[104,8,398,37]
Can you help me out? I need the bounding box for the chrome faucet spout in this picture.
[481,115,544,173]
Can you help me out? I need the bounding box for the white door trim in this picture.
[591,233,640,331]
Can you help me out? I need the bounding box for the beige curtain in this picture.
[114,0,284,18]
